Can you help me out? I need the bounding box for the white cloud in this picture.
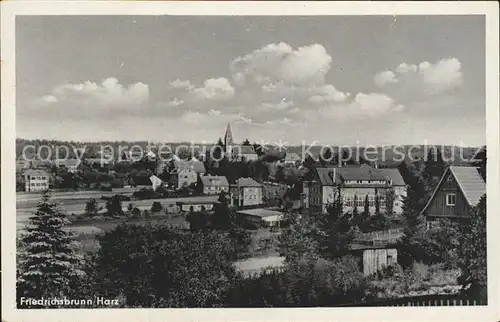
[265,117,304,126]
[376,58,463,95]
[418,58,463,92]
[208,109,221,116]
[396,63,418,74]
[42,95,58,103]
[230,42,332,86]
[308,84,349,104]
[192,77,235,101]
[374,70,399,87]
[260,100,295,111]
[38,77,149,108]
[169,79,194,90]
[165,98,184,107]
[169,77,235,101]
[350,93,404,117]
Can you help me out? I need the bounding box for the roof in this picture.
[234,177,262,187]
[284,152,301,162]
[200,175,229,187]
[337,164,387,181]
[237,208,284,218]
[238,145,257,155]
[314,168,341,185]
[174,160,206,173]
[314,164,396,185]
[54,159,81,167]
[450,166,486,206]
[24,169,50,177]
[377,168,406,186]
[177,200,218,206]
[421,166,486,214]
[85,158,113,164]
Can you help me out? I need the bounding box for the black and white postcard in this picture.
[1,2,499,322]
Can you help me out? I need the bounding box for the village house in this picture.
[200,175,229,195]
[279,152,302,166]
[230,177,264,207]
[16,159,52,173]
[303,164,407,216]
[170,159,206,189]
[24,169,50,192]
[54,159,81,172]
[83,158,114,168]
[237,208,284,228]
[176,199,218,213]
[420,166,486,229]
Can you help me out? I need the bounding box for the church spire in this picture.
[224,122,233,151]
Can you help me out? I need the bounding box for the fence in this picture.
[335,294,487,307]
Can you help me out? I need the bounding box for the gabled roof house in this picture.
[420,166,486,222]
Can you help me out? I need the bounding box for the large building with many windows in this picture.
[24,169,50,192]
[302,164,406,216]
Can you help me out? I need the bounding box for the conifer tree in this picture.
[422,147,446,192]
[313,191,354,260]
[363,195,370,217]
[397,184,426,267]
[17,191,85,306]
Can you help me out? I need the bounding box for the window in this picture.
[446,193,456,206]
[357,180,362,184]
[356,198,363,207]
[344,197,353,207]
[379,196,386,208]
[368,196,375,207]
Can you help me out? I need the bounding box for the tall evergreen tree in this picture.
[363,195,370,217]
[313,192,354,260]
[422,147,446,192]
[397,184,427,267]
[212,191,233,230]
[17,191,85,306]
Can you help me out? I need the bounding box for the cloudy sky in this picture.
[16,15,485,146]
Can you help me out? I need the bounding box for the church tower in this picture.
[224,123,234,152]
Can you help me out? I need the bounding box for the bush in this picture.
[411,261,430,282]
[130,207,141,219]
[151,202,163,213]
[99,184,113,191]
[228,255,366,307]
[92,225,237,307]
[133,188,162,200]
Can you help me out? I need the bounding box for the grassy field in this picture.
[17,190,284,274]
[16,190,218,229]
